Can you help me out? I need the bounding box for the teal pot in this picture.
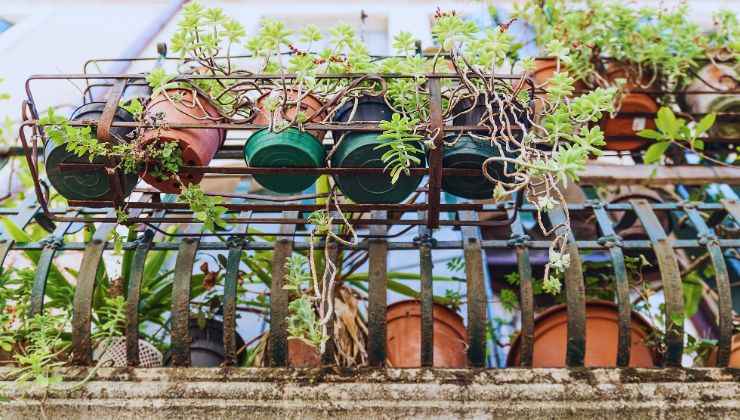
[681,63,740,149]
[331,132,425,204]
[332,95,393,138]
[44,102,139,201]
[442,135,513,200]
[244,128,325,194]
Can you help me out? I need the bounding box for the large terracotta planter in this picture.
[386,300,467,368]
[140,88,224,193]
[599,64,658,151]
[682,63,740,142]
[288,337,321,367]
[507,300,656,368]
[708,334,740,367]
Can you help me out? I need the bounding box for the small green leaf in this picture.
[637,128,663,140]
[643,141,670,164]
[694,113,716,135]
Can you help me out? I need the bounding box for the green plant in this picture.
[377,114,424,184]
[638,107,717,164]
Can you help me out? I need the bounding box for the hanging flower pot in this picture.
[44,102,139,201]
[599,64,658,151]
[140,88,224,193]
[246,89,327,194]
[507,300,657,368]
[165,318,246,367]
[331,96,424,204]
[385,300,468,368]
[441,135,512,200]
[529,57,589,117]
[681,63,740,143]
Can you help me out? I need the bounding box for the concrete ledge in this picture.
[1,367,740,419]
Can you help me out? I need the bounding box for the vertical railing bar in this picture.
[170,230,200,367]
[720,200,740,229]
[71,209,119,366]
[507,206,534,367]
[591,202,632,367]
[29,215,77,317]
[222,211,250,366]
[269,211,298,367]
[631,199,684,367]
[417,211,434,367]
[367,210,388,367]
[125,202,163,367]
[460,211,486,367]
[548,207,586,367]
[426,78,443,229]
[685,205,732,367]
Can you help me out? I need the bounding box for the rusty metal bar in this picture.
[125,229,154,366]
[507,205,533,367]
[223,212,250,366]
[591,202,632,367]
[29,216,77,317]
[367,210,388,367]
[71,211,118,365]
[631,199,684,367]
[170,235,200,367]
[548,207,586,367]
[460,211,486,367]
[269,211,298,367]
[417,213,434,367]
[426,78,444,229]
[684,205,732,367]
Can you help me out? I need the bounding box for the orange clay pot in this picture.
[599,63,658,152]
[507,300,656,368]
[141,88,225,193]
[707,334,740,367]
[386,300,468,368]
[288,338,321,368]
[253,89,326,140]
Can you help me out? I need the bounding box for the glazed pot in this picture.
[244,128,325,194]
[507,300,656,368]
[451,93,531,129]
[45,102,139,201]
[165,318,245,367]
[386,300,468,368]
[288,337,321,367]
[331,96,424,204]
[681,63,740,143]
[140,88,224,193]
[599,63,658,151]
[441,135,512,200]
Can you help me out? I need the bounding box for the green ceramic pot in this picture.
[244,128,325,194]
[331,132,425,204]
[441,135,512,200]
[44,103,139,201]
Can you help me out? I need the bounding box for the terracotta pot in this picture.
[599,63,658,151]
[507,300,656,368]
[288,337,321,367]
[253,89,326,140]
[141,88,224,193]
[530,57,589,120]
[681,64,740,142]
[386,300,468,368]
[708,334,740,367]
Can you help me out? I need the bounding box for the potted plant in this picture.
[385,294,468,368]
[41,104,139,201]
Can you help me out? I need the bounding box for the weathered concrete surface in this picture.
[1,367,740,419]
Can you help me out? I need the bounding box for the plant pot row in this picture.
[46,90,517,203]
[533,58,739,152]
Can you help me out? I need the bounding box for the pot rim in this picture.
[385,299,467,339]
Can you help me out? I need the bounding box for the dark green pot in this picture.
[44,103,139,201]
[244,128,325,194]
[331,132,425,204]
[442,135,512,200]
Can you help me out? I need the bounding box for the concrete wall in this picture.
[2,367,740,419]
